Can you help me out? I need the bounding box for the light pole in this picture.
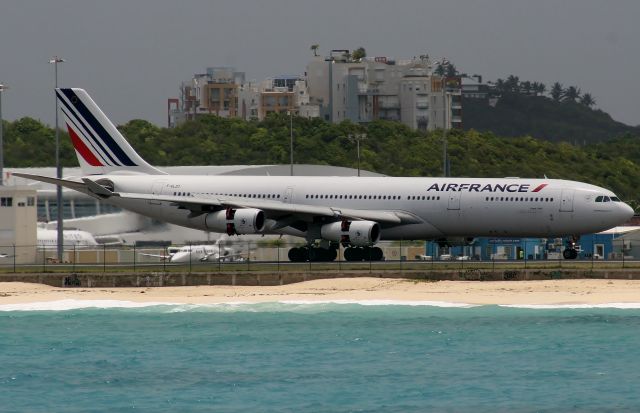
[0,83,8,186]
[289,110,294,176]
[443,85,449,177]
[438,59,450,177]
[49,56,65,262]
[348,133,367,176]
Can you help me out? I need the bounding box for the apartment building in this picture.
[306,51,461,131]
[169,67,245,127]
[169,52,461,131]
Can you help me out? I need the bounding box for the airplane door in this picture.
[283,187,293,204]
[447,192,461,210]
[559,189,574,212]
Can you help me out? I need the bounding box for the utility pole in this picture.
[0,83,7,186]
[49,56,65,262]
[348,133,367,176]
[290,110,294,176]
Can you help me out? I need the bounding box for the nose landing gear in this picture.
[562,236,580,259]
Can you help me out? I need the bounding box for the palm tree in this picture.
[550,82,563,102]
[310,44,319,57]
[580,93,596,108]
[505,75,519,93]
[563,86,581,102]
[530,81,545,96]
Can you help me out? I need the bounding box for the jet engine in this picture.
[320,220,381,246]
[205,208,265,235]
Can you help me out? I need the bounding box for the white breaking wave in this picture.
[0,299,179,312]
[0,299,478,312]
[3,299,640,312]
[278,299,479,308]
[500,303,640,309]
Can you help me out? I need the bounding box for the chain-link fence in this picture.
[0,240,636,273]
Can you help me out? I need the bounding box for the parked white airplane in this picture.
[16,88,634,261]
[37,228,98,249]
[140,239,242,263]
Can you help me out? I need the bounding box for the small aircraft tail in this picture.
[56,88,165,176]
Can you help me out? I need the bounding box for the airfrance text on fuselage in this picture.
[426,183,547,193]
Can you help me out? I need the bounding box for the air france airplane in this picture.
[15,88,634,262]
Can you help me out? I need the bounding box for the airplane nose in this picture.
[621,202,635,221]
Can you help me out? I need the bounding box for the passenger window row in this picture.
[173,192,281,199]
[305,194,417,200]
[485,196,554,202]
[407,195,441,201]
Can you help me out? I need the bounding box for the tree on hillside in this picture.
[580,93,596,108]
[310,44,319,57]
[505,75,520,92]
[550,82,564,102]
[532,81,546,96]
[493,78,506,93]
[521,81,533,95]
[351,47,366,61]
[563,86,581,102]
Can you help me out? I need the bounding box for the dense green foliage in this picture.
[3,114,640,207]
[463,94,639,144]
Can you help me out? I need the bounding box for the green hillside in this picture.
[3,115,640,208]
[463,94,638,144]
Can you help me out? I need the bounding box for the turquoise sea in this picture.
[1,301,640,412]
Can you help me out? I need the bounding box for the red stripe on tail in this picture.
[67,124,104,166]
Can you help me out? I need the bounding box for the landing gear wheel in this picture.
[371,247,384,261]
[563,249,578,260]
[288,247,310,262]
[344,247,362,261]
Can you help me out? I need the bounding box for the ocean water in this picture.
[1,301,640,412]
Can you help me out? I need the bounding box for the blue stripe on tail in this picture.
[59,89,137,167]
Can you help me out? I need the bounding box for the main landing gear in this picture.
[343,246,384,262]
[287,245,385,262]
[562,236,579,260]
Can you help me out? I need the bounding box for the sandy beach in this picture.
[2,278,640,307]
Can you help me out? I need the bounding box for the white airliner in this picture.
[15,88,634,262]
[140,239,242,263]
[37,228,98,249]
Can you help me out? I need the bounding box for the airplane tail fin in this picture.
[56,88,165,176]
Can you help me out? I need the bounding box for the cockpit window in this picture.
[595,195,613,203]
[611,197,621,202]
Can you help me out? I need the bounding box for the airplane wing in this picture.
[14,174,423,226]
[138,253,171,260]
[115,192,420,225]
[13,173,92,196]
[201,252,246,262]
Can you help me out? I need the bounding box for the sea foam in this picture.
[500,303,640,309]
[0,299,179,312]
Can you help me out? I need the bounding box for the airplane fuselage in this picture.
[97,175,632,240]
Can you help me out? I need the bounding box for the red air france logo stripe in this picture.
[532,184,548,192]
[67,124,104,166]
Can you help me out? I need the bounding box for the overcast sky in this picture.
[1,0,638,127]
